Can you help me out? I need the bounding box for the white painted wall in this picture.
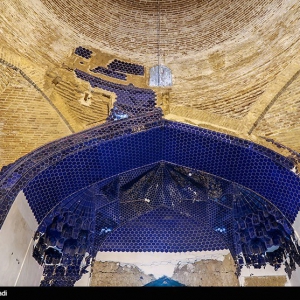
[292,210,300,241]
[1,189,298,286]
[287,210,300,286]
[0,191,43,286]
[287,267,300,286]
[239,263,287,286]
[74,265,91,286]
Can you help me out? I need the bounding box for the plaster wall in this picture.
[286,210,300,286]
[0,191,43,286]
[92,250,239,286]
[95,249,230,279]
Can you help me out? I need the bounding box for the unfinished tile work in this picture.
[1,0,300,287]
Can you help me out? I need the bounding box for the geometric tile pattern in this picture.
[1,53,299,286]
[74,46,93,59]
[32,161,300,286]
[74,69,158,121]
[1,111,300,285]
[1,120,299,228]
[107,59,144,76]
[98,204,228,253]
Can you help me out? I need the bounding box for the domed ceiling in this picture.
[1,0,300,167]
[39,0,286,58]
[1,0,300,287]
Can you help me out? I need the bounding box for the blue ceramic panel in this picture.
[1,119,299,228]
[23,127,164,223]
[107,59,144,76]
[99,206,227,252]
[161,123,300,223]
[74,46,92,59]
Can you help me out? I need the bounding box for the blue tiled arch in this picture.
[0,116,299,228]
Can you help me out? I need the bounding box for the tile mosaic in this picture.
[107,59,144,76]
[1,83,300,285]
[74,46,92,59]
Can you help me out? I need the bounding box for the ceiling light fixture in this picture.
[149,0,172,87]
[157,0,161,86]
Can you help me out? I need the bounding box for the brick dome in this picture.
[1,0,300,162]
[39,0,287,60]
